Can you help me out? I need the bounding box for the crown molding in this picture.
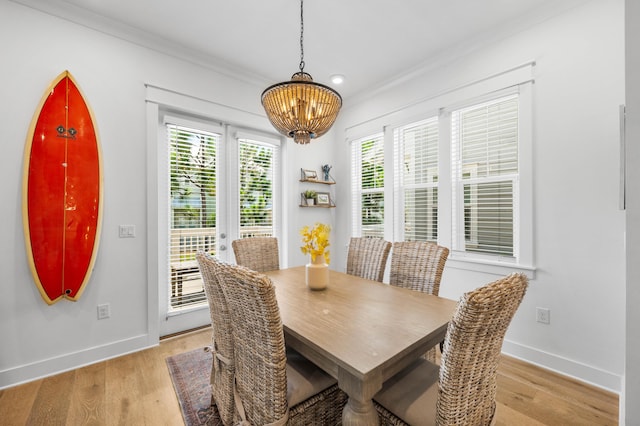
[347,0,589,106]
[9,0,271,89]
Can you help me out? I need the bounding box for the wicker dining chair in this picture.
[373,273,529,426]
[231,237,280,272]
[389,241,449,295]
[390,241,450,361]
[217,262,347,425]
[346,237,392,282]
[196,252,237,425]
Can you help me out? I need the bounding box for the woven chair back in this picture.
[437,273,528,425]
[217,264,289,425]
[232,237,280,272]
[196,252,237,426]
[346,237,392,282]
[389,241,449,295]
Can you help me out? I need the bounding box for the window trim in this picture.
[165,119,222,311]
[393,116,440,243]
[347,74,535,278]
[233,131,282,244]
[440,83,534,276]
[449,92,520,259]
[351,133,385,238]
[146,84,286,337]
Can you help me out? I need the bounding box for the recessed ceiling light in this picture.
[330,74,345,85]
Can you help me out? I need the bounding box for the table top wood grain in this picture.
[266,266,458,425]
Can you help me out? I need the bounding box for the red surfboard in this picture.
[22,71,103,305]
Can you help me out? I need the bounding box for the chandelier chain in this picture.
[299,0,305,72]
[261,0,341,144]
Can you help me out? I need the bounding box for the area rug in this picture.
[166,348,223,426]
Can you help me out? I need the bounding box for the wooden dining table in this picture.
[265,266,458,426]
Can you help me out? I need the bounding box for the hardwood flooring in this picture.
[0,327,618,425]
[494,356,618,425]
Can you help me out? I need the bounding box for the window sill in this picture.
[447,256,536,279]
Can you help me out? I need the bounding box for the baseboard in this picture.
[502,339,622,393]
[0,334,156,390]
[1,334,623,394]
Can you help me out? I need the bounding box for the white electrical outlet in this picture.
[536,307,550,324]
[97,303,110,320]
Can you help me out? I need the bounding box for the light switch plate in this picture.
[119,225,136,238]
[97,303,110,320]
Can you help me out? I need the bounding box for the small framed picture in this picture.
[316,192,331,205]
[301,168,318,180]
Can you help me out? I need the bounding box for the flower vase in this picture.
[306,255,329,290]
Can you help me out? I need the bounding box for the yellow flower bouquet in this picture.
[300,222,331,264]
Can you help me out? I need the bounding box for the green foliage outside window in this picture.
[239,142,273,228]
[170,129,217,229]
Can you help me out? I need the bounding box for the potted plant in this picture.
[303,189,317,206]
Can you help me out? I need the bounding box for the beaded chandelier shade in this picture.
[261,0,342,145]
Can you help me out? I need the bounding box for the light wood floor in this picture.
[0,327,618,425]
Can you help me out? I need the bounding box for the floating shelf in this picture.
[299,178,335,185]
[299,204,336,208]
[300,192,335,208]
[299,168,336,209]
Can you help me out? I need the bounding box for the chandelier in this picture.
[261,0,342,145]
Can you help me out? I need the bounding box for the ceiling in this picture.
[14,0,589,101]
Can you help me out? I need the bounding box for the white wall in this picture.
[625,0,640,423]
[0,1,145,387]
[0,0,627,396]
[331,0,625,392]
[286,135,339,268]
[0,0,338,388]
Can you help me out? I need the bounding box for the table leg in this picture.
[339,367,381,426]
[343,397,380,426]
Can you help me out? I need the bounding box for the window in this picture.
[394,117,439,242]
[167,123,219,310]
[148,85,286,336]
[451,95,518,258]
[165,128,282,312]
[348,78,533,274]
[351,134,385,238]
[237,138,279,239]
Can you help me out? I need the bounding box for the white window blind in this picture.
[351,134,385,238]
[394,117,439,242]
[237,138,279,239]
[451,94,518,258]
[167,124,219,310]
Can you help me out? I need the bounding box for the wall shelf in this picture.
[299,192,336,208]
[299,168,336,208]
[299,203,336,208]
[299,178,335,185]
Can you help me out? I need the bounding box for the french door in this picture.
[159,115,281,336]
